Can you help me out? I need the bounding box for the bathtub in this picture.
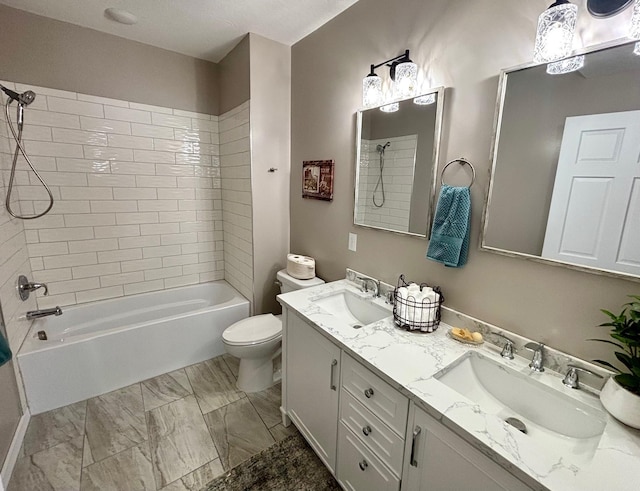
[18,281,249,414]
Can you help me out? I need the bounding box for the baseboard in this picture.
[0,409,30,490]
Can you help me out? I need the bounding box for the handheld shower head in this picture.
[18,90,36,106]
[0,85,36,106]
[376,141,391,153]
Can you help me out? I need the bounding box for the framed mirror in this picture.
[354,87,445,237]
[481,40,640,281]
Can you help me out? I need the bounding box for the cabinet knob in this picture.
[362,425,372,436]
[359,460,368,471]
[364,388,374,398]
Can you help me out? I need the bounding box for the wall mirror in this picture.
[354,87,445,237]
[482,40,640,281]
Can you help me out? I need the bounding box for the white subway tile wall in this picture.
[2,82,228,309]
[220,101,253,302]
[357,135,417,232]
[0,81,36,351]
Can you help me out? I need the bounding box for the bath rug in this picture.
[204,432,340,491]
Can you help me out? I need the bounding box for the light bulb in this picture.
[393,62,418,99]
[380,103,399,113]
[362,74,383,108]
[413,93,436,105]
[546,55,584,74]
[533,1,578,63]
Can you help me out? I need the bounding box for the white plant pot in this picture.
[600,376,640,429]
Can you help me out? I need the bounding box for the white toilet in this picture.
[222,269,324,392]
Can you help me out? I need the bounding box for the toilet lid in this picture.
[222,314,282,345]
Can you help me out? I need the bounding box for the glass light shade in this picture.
[413,93,436,105]
[362,74,383,108]
[533,2,578,63]
[380,102,399,113]
[631,0,640,39]
[635,41,640,56]
[546,55,585,74]
[393,61,418,99]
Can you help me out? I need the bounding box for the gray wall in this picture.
[290,0,638,362]
[0,5,220,114]
[219,35,251,113]
[486,56,640,255]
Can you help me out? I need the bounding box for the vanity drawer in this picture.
[340,389,404,476]
[341,353,409,436]
[337,422,400,491]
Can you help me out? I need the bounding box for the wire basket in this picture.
[393,274,444,333]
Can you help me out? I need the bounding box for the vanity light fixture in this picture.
[362,50,418,108]
[534,0,578,63]
[630,0,640,54]
[546,54,585,74]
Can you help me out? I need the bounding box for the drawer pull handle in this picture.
[330,359,338,391]
[362,425,372,436]
[359,460,368,471]
[364,388,374,398]
[410,425,422,467]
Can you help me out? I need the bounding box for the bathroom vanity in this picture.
[278,278,640,491]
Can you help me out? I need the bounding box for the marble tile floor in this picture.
[8,354,298,491]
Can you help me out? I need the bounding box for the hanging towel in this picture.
[0,331,11,367]
[426,184,471,268]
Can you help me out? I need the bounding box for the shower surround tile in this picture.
[185,357,245,414]
[0,80,227,310]
[203,397,275,471]
[147,395,218,488]
[84,384,148,463]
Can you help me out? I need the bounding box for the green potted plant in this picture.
[591,295,640,428]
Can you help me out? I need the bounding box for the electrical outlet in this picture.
[348,233,357,252]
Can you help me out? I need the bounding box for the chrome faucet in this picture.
[562,364,603,390]
[18,275,48,301]
[26,306,62,320]
[524,342,545,372]
[356,275,380,298]
[492,332,515,360]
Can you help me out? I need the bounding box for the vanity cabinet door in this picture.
[286,312,341,473]
[403,406,532,491]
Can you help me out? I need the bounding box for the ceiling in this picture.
[0,0,359,62]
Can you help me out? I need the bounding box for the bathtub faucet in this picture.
[26,306,62,320]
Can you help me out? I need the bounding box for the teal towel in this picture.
[0,331,11,367]
[426,185,471,268]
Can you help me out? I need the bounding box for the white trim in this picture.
[0,409,30,490]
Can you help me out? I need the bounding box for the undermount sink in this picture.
[436,351,606,465]
[314,290,391,326]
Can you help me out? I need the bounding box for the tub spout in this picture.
[26,306,62,320]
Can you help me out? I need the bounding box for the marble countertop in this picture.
[277,279,640,491]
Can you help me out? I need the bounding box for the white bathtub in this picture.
[18,281,249,414]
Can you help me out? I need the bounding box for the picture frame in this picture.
[302,160,334,201]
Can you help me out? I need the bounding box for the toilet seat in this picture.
[222,314,282,346]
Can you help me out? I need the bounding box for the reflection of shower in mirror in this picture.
[373,142,390,207]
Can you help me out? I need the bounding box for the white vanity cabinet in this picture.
[285,311,341,473]
[402,404,533,491]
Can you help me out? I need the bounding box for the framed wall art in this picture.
[302,160,334,201]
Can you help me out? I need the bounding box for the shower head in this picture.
[376,141,391,153]
[0,84,36,106]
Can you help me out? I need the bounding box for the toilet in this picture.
[222,269,324,392]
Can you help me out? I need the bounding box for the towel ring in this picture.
[440,158,475,188]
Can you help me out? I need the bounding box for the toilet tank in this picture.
[277,269,324,293]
